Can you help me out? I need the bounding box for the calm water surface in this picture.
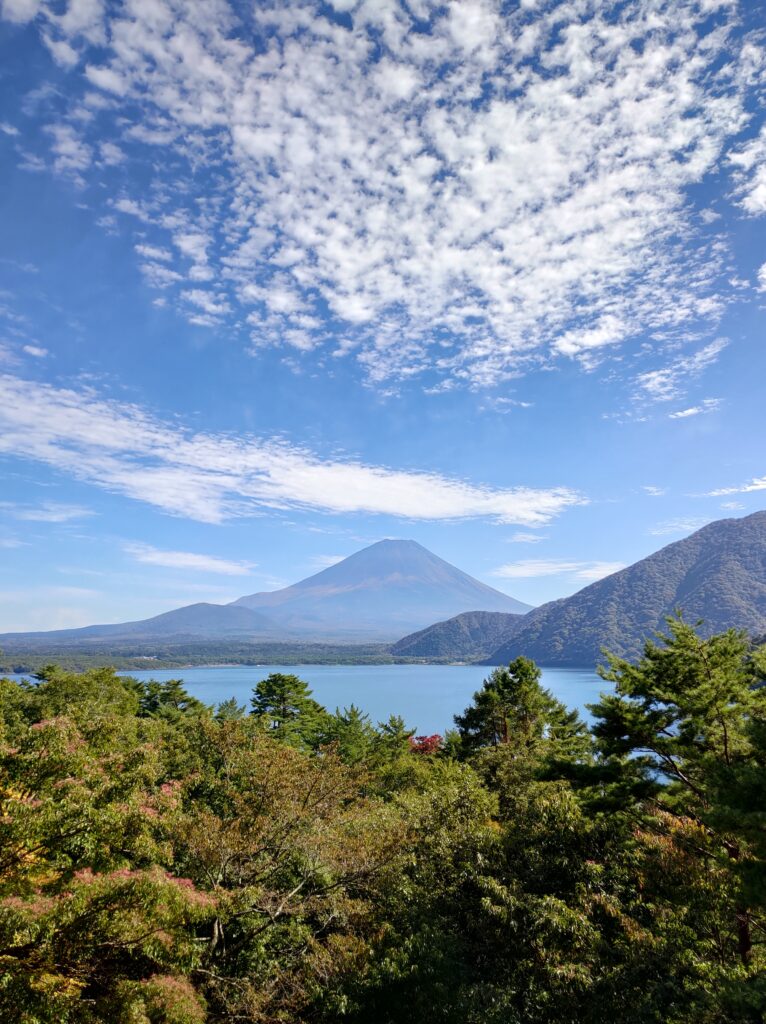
[115,663,608,735]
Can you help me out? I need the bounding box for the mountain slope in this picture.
[489,511,766,667]
[391,610,525,661]
[0,539,530,645]
[232,539,531,639]
[0,603,282,643]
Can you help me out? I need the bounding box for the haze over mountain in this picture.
[231,539,531,639]
[0,602,284,644]
[487,511,766,666]
[0,540,530,645]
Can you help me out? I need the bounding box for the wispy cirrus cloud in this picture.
[123,543,256,576]
[492,559,625,581]
[669,398,722,419]
[1,501,94,523]
[2,0,761,387]
[0,375,583,526]
[635,339,729,403]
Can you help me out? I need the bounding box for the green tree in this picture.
[454,656,588,761]
[320,704,378,763]
[136,678,208,721]
[250,672,330,749]
[214,696,246,721]
[169,717,404,1022]
[590,616,766,1011]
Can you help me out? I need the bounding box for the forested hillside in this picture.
[490,511,766,665]
[391,610,523,660]
[1,618,764,1022]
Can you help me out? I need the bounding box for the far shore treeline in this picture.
[0,642,400,676]
[0,616,765,1023]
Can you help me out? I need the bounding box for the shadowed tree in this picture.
[591,616,766,985]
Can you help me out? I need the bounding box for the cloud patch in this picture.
[3,0,760,387]
[709,476,766,497]
[636,339,728,403]
[669,398,722,419]
[0,374,584,526]
[2,501,94,523]
[492,559,625,581]
[124,543,256,576]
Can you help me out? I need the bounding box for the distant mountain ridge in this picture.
[488,511,766,666]
[3,515,764,664]
[391,611,524,661]
[0,602,285,643]
[229,539,531,638]
[0,539,530,645]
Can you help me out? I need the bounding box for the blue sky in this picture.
[0,0,764,632]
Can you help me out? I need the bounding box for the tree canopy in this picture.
[0,621,764,1022]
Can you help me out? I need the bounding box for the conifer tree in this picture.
[591,616,766,974]
[250,672,329,749]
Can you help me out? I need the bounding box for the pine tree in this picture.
[454,656,588,759]
[320,704,378,763]
[591,616,766,976]
[249,672,329,749]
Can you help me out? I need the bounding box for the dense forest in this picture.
[1,617,764,1023]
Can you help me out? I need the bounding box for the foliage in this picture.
[0,621,764,1022]
[249,672,330,749]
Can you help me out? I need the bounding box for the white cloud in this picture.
[124,542,256,575]
[669,398,721,419]
[479,396,534,414]
[22,344,48,357]
[509,532,546,543]
[757,263,766,292]
[4,501,94,523]
[4,0,758,387]
[45,122,92,180]
[113,197,151,221]
[636,339,728,402]
[85,64,126,95]
[182,289,231,319]
[709,476,766,497]
[99,140,125,165]
[720,501,744,510]
[493,559,625,581]
[135,243,172,262]
[642,485,666,497]
[730,126,766,216]
[0,374,584,526]
[0,0,43,24]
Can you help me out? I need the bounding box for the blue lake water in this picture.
[116,664,608,735]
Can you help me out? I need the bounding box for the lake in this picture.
[117,663,608,735]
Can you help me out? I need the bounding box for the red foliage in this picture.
[409,734,442,755]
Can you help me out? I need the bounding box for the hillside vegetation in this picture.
[391,610,523,660]
[1,617,764,1023]
[490,511,766,665]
